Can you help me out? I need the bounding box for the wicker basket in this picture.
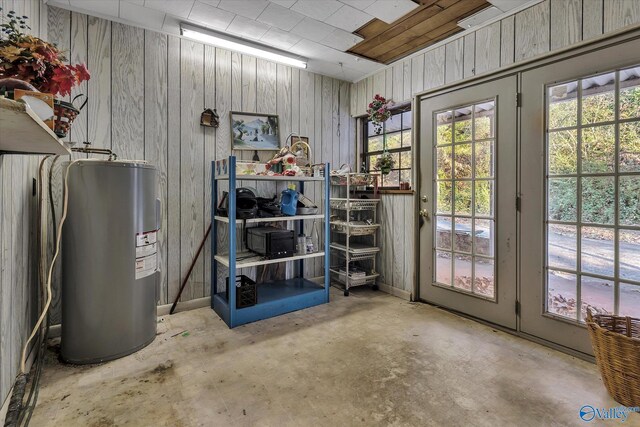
[53,97,83,138]
[586,311,640,407]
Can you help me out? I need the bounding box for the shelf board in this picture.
[0,98,71,155]
[215,174,324,182]
[329,269,380,286]
[330,197,380,202]
[215,214,324,224]
[212,278,328,327]
[215,250,325,268]
[329,243,380,254]
[329,269,379,279]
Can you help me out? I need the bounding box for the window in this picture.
[433,100,497,300]
[545,65,640,323]
[363,109,412,188]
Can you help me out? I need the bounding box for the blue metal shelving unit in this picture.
[211,156,330,328]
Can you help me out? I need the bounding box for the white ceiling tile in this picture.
[290,0,342,21]
[198,0,221,6]
[338,0,376,10]
[123,0,144,5]
[325,4,373,32]
[144,0,195,18]
[260,27,302,49]
[226,15,270,40]
[307,58,361,80]
[320,28,362,51]
[188,1,236,30]
[68,0,119,16]
[341,54,382,73]
[257,2,304,31]
[120,1,166,29]
[217,0,269,20]
[290,16,334,41]
[290,38,338,58]
[269,0,296,7]
[364,0,417,23]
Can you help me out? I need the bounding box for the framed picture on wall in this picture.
[230,111,280,151]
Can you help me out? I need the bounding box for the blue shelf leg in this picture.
[324,163,330,303]
[211,161,217,304]
[229,156,237,327]
[298,181,305,278]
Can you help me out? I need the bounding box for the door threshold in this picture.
[419,299,595,363]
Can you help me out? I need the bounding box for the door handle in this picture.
[419,209,430,220]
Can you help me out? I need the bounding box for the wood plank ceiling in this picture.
[349,0,491,64]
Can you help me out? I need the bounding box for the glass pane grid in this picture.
[433,100,496,300]
[364,109,412,189]
[545,66,640,322]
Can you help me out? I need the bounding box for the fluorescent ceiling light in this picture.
[181,23,307,69]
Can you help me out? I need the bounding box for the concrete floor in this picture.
[31,289,639,427]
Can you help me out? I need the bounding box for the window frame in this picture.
[361,107,413,190]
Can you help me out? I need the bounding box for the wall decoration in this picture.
[230,111,280,151]
[200,108,219,128]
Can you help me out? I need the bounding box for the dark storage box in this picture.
[246,227,295,259]
[225,275,257,308]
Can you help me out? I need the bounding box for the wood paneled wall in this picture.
[0,0,47,408]
[42,6,352,322]
[351,0,640,295]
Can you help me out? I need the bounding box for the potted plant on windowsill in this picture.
[0,8,90,138]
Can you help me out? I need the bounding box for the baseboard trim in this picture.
[157,296,211,316]
[378,282,412,301]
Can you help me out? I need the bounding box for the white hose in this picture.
[20,160,79,373]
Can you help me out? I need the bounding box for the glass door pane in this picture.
[545,65,640,323]
[433,100,496,300]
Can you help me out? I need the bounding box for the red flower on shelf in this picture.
[0,9,90,97]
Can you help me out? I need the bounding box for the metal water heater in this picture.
[61,160,160,364]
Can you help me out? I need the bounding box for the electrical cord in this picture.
[47,156,60,246]
[18,156,55,426]
[20,160,79,374]
[5,156,52,427]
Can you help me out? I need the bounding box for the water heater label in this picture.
[136,242,157,258]
[135,255,157,280]
[136,230,158,280]
[136,231,157,246]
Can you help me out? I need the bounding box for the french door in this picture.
[418,76,518,329]
[521,37,640,355]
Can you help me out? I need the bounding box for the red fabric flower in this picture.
[73,63,90,83]
[51,67,76,97]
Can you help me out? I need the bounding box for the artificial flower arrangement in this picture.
[264,146,305,176]
[366,94,393,135]
[0,8,90,97]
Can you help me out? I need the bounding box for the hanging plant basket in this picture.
[375,153,395,176]
[367,94,393,135]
